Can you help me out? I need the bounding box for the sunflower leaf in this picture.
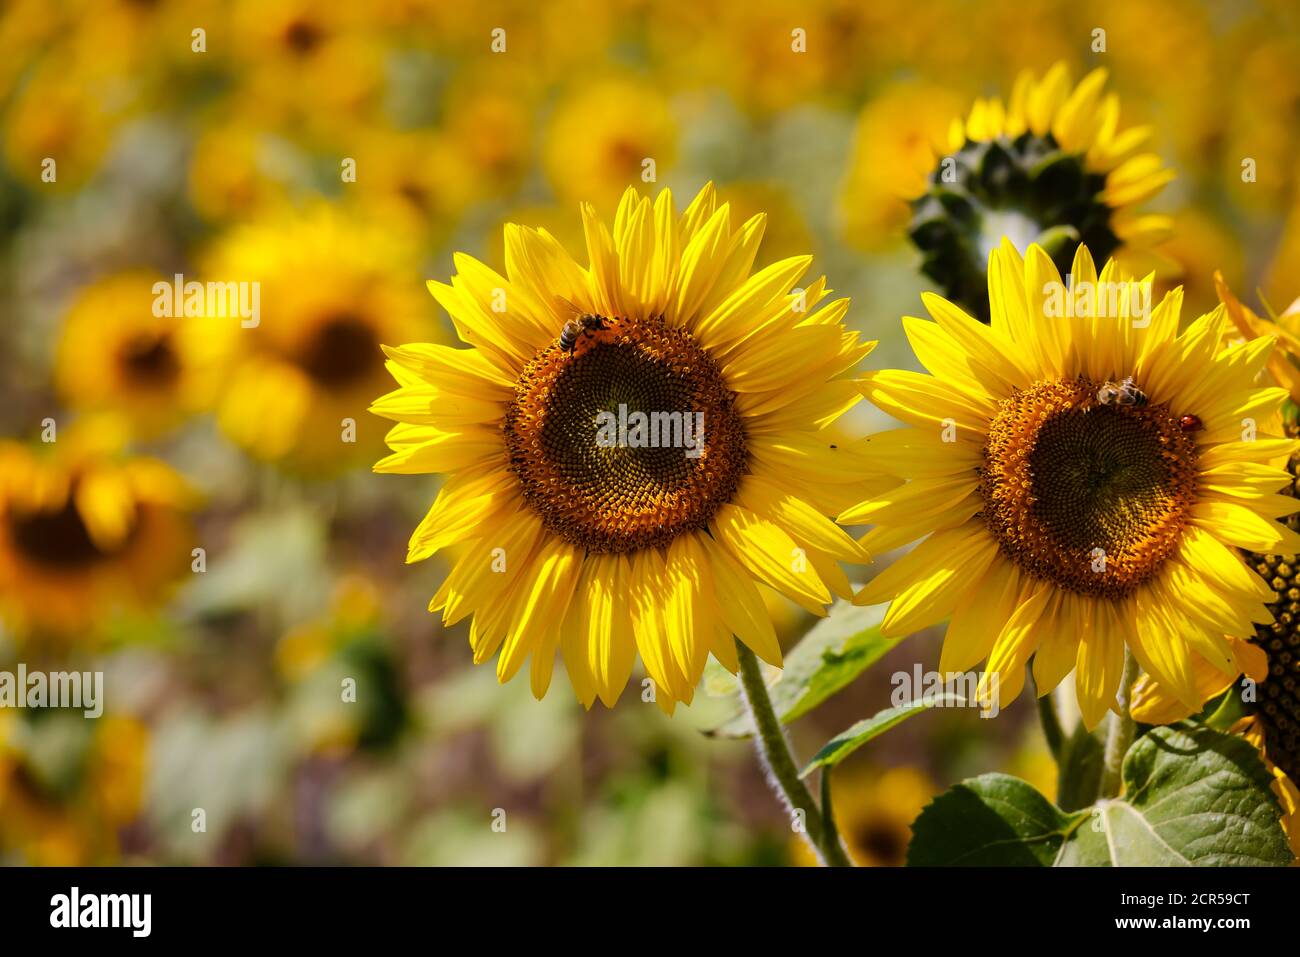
[700,600,895,738]
[800,692,967,777]
[1054,723,1292,866]
[906,773,1085,866]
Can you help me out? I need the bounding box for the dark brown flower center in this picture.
[118,332,180,387]
[298,313,379,387]
[980,378,1198,597]
[852,819,908,866]
[7,494,126,569]
[503,315,747,554]
[283,18,324,55]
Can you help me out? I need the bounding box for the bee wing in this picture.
[552,295,584,319]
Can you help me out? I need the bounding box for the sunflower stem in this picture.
[1036,687,1065,763]
[735,641,852,867]
[1099,649,1139,799]
[820,768,843,865]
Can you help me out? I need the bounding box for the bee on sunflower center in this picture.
[556,299,608,356]
[1095,376,1148,408]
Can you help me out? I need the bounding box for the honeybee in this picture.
[1096,376,1148,408]
[555,297,607,355]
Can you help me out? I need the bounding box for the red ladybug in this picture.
[1179,414,1203,432]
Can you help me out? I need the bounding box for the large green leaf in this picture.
[702,600,895,738]
[1055,724,1291,866]
[907,773,1084,866]
[800,692,966,776]
[908,724,1293,867]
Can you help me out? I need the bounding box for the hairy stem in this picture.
[1098,649,1139,799]
[735,641,852,867]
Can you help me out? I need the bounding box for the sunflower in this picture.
[849,240,1300,730]
[372,183,881,711]
[187,122,294,224]
[347,126,478,237]
[3,55,118,190]
[56,271,216,438]
[443,66,538,199]
[203,206,436,472]
[1128,278,1300,856]
[838,81,969,251]
[0,431,196,643]
[0,710,148,865]
[542,77,677,213]
[227,0,384,143]
[907,63,1175,321]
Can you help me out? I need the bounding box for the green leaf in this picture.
[800,692,966,776]
[701,600,895,738]
[1054,723,1292,866]
[907,774,1085,866]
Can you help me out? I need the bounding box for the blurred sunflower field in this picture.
[2,0,1300,870]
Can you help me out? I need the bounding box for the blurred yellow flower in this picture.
[0,712,148,865]
[228,0,386,143]
[56,271,217,438]
[0,0,60,103]
[1153,210,1244,319]
[442,67,539,198]
[203,206,438,472]
[1220,31,1300,212]
[719,182,815,268]
[0,432,196,643]
[374,183,881,711]
[647,0,868,114]
[791,766,935,866]
[3,57,120,190]
[543,77,676,212]
[839,81,968,251]
[348,127,478,236]
[187,123,296,223]
[1265,199,1300,314]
